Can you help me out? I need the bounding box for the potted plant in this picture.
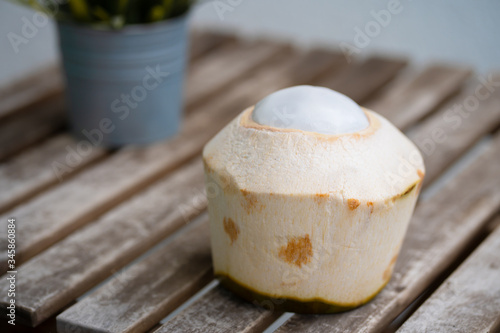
[13,0,193,146]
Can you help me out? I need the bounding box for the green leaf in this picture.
[118,0,129,14]
[149,5,165,22]
[93,5,111,22]
[68,0,91,21]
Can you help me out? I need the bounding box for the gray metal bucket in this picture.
[57,15,189,147]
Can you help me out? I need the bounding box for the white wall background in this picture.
[1,0,499,88]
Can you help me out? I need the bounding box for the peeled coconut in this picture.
[203,85,425,313]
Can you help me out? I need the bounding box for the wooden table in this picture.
[0,32,499,333]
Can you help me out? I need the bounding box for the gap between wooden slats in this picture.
[367,65,471,130]
[274,133,500,333]
[317,56,407,104]
[6,59,476,330]
[154,69,497,333]
[185,40,285,111]
[145,66,489,331]
[1,56,476,330]
[0,46,336,274]
[0,31,224,124]
[0,157,206,327]
[52,58,474,330]
[0,65,62,122]
[0,38,283,215]
[406,74,500,187]
[397,215,500,333]
[54,58,425,333]
[0,32,232,162]
[56,215,213,333]
[0,95,66,161]
[384,203,498,332]
[0,48,344,327]
[0,134,107,214]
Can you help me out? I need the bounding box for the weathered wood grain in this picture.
[0,65,63,121]
[1,40,489,333]
[0,158,206,327]
[186,40,285,110]
[82,58,418,333]
[56,218,212,333]
[78,67,495,333]
[367,65,471,130]
[276,134,500,333]
[0,32,231,161]
[0,31,224,123]
[91,59,475,333]
[317,56,407,103]
[174,69,497,333]
[0,49,339,327]
[155,284,282,333]
[0,134,107,214]
[0,95,66,161]
[0,43,283,216]
[33,54,408,332]
[0,45,322,273]
[407,74,500,186]
[398,216,500,333]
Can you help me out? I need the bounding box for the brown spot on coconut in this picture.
[279,234,313,267]
[223,217,239,245]
[367,201,374,213]
[314,193,329,204]
[240,189,264,214]
[348,198,361,210]
[203,86,425,313]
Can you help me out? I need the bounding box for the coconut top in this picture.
[203,88,425,202]
[252,86,369,135]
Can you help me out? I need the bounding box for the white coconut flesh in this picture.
[253,85,370,135]
[203,85,425,313]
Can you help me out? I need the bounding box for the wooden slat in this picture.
[155,283,282,333]
[0,95,66,161]
[408,74,500,186]
[317,56,407,103]
[0,31,225,123]
[0,134,106,213]
[56,218,212,333]
[52,61,474,333]
[126,67,496,332]
[0,42,292,272]
[367,65,471,130]
[0,158,206,327]
[275,134,500,333]
[1,44,484,332]
[0,49,341,326]
[0,65,63,121]
[0,41,282,215]
[0,91,212,272]
[398,216,500,333]
[47,54,408,333]
[128,61,478,333]
[189,31,234,61]
[100,58,416,333]
[186,40,284,110]
[0,33,232,161]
